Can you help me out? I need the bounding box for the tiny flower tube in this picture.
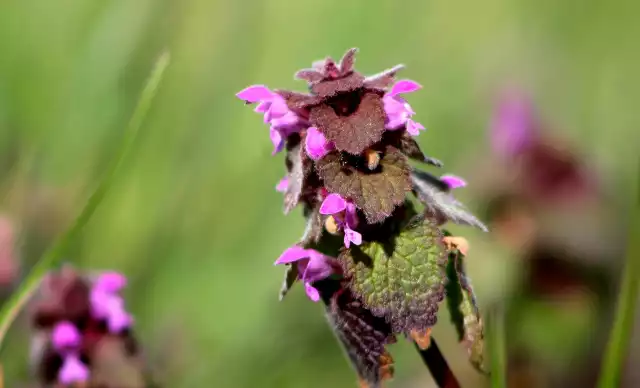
[305,127,334,160]
[440,175,467,190]
[276,176,289,193]
[319,193,362,248]
[383,80,425,136]
[274,246,338,302]
[237,85,306,154]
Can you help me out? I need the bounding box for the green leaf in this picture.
[339,215,447,334]
[445,251,487,374]
[316,146,412,224]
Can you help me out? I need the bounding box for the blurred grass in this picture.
[0,0,638,387]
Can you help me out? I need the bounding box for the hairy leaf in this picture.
[325,287,395,387]
[363,65,405,90]
[339,48,358,74]
[384,131,444,167]
[276,89,322,111]
[295,69,324,83]
[445,250,487,374]
[339,215,448,334]
[316,146,412,224]
[311,72,366,98]
[278,264,299,301]
[411,169,488,231]
[283,136,314,214]
[309,91,386,155]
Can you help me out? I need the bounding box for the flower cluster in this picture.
[238,48,488,387]
[30,266,143,387]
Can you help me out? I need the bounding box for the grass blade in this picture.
[0,51,171,351]
[597,163,640,388]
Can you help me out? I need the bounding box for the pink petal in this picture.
[270,111,299,128]
[344,228,362,248]
[304,282,321,302]
[274,245,310,265]
[58,355,89,384]
[319,193,347,215]
[268,96,290,118]
[344,202,359,229]
[269,127,284,155]
[93,272,126,293]
[305,127,333,160]
[303,253,335,282]
[440,175,467,189]
[491,90,535,156]
[276,176,289,192]
[107,308,133,333]
[52,322,81,349]
[406,120,424,136]
[388,80,422,97]
[236,85,273,103]
[255,101,271,113]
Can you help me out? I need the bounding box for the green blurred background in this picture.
[0,0,638,387]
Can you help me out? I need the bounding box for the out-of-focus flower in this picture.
[383,80,425,136]
[274,246,339,302]
[319,193,361,248]
[0,216,19,288]
[30,266,143,387]
[491,89,536,158]
[236,85,308,154]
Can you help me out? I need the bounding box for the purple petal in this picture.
[304,282,321,302]
[58,355,89,384]
[107,307,133,333]
[255,101,271,113]
[440,175,467,189]
[388,80,422,97]
[276,176,289,192]
[268,96,290,118]
[491,90,535,156]
[383,95,406,115]
[406,120,424,136]
[236,85,273,103]
[344,228,362,248]
[305,127,333,160]
[52,322,81,350]
[274,245,310,265]
[269,127,284,155]
[303,252,335,282]
[270,111,299,128]
[319,193,347,215]
[344,202,359,229]
[93,272,126,293]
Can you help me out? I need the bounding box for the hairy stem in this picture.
[0,52,170,352]
[597,162,640,388]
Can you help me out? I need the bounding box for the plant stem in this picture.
[0,51,170,351]
[489,305,507,388]
[415,339,461,388]
[597,163,640,388]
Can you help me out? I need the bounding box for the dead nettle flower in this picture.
[29,266,145,388]
[238,48,488,387]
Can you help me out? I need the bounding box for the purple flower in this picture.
[52,321,81,350]
[383,80,425,136]
[58,354,89,384]
[237,85,306,154]
[305,127,334,160]
[276,176,289,193]
[274,245,338,302]
[319,193,362,248]
[491,89,535,157]
[440,175,467,190]
[90,272,133,333]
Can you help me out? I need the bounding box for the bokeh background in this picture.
[0,0,638,387]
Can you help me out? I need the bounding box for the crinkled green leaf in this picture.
[339,215,447,334]
[316,146,412,224]
[309,91,386,155]
[445,249,487,374]
[411,169,488,232]
[325,288,396,387]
